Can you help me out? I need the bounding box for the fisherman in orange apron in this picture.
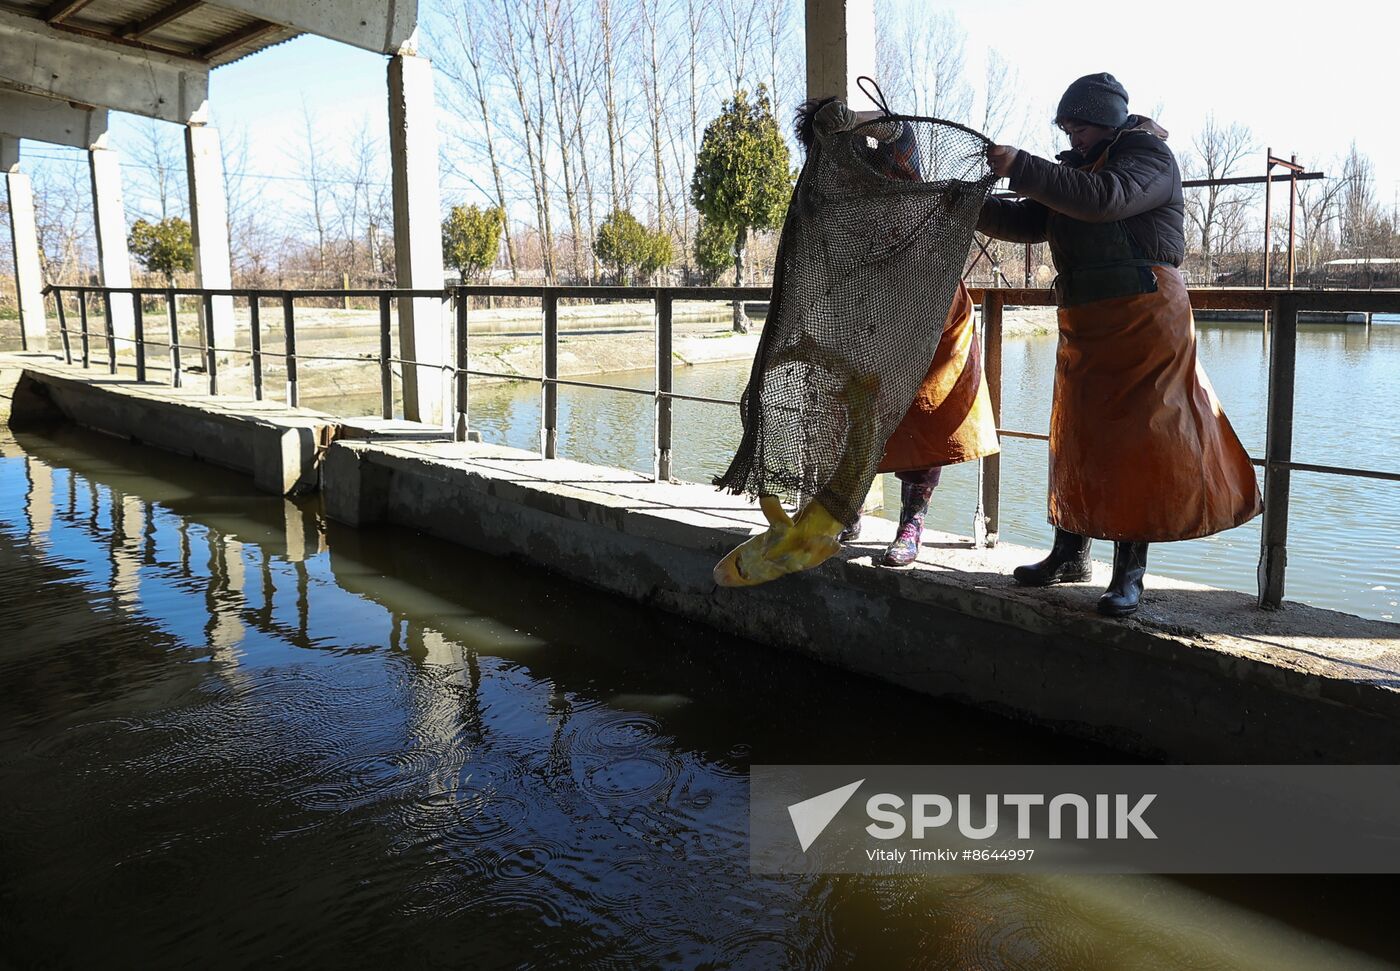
[979,73,1261,616]
[800,99,1000,568]
[863,281,1000,565]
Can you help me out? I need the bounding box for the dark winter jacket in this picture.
[977,118,1186,306]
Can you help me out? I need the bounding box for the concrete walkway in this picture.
[325,436,1400,764]
[5,352,1400,762]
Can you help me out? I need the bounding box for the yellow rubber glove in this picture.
[713,494,845,587]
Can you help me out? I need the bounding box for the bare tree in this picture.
[219,120,274,282]
[1293,159,1347,277]
[31,158,95,284]
[639,0,670,231]
[713,0,756,95]
[757,0,790,123]
[494,0,555,280]
[560,2,603,281]
[981,49,1025,141]
[523,1,559,279]
[437,0,521,279]
[1341,142,1378,254]
[542,0,587,281]
[1182,115,1252,284]
[129,118,188,222]
[877,4,973,120]
[596,0,629,211]
[295,104,331,278]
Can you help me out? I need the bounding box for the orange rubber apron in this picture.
[878,281,1001,473]
[1049,264,1262,541]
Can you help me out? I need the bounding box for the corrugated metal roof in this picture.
[0,0,302,67]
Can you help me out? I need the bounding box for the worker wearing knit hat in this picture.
[977,73,1261,618]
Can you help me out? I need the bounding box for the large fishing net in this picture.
[714,115,998,526]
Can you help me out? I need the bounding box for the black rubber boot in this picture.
[838,520,861,543]
[1098,541,1149,617]
[1012,528,1093,587]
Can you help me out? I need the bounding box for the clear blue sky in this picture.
[34,1,1400,220]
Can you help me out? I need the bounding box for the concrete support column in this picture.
[804,0,878,106]
[184,122,234,352]
[3,137,48,351]
[388,48,446,424]
[88,136,134,350]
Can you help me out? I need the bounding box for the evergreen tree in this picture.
[690,86,792,332]
[694,216,734,285]
[128,217,194,286]
[442,204,506,283]
[594,209,673,284]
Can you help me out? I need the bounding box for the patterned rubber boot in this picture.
[880,470,940,567]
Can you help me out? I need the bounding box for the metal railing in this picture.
[39,281,1400,611]
[44,285,447,414]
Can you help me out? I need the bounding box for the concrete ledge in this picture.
[0,354,335,494]
[323,437,1400,763]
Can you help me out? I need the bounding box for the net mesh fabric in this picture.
[714,116,997,526]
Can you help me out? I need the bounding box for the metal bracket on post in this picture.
[655,288,674,482]
[974,290,1004,548]
[1257,293,1299,609]
[542,290,558,459]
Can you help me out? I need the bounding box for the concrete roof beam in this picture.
[212,0,420,54]
[0,87,108,148]
[0,11,209,123]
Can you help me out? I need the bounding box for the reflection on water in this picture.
[312,319,1400,620]
[1,426,1399,968]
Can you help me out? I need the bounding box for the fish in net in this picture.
[713,111,996,586]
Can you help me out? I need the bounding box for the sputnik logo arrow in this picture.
[787,779,864,852]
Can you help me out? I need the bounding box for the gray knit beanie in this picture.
[1055,73,1129,129]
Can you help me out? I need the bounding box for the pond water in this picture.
[1,424,1398,968]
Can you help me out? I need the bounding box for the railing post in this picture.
[248,297,261,400]
[975,290,1004,548]
[379,293,393,420]
[283,294,298,408]
[542,289,558,459]
[655,287,673,481]
[203,292,218,395]
[167,288,181,388]
[131,291,146,382]
[102,290,116,374]
[54,290,72,365]
[455,288,470,442]
[1257,294,1298,608]
[78,288,90,368]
